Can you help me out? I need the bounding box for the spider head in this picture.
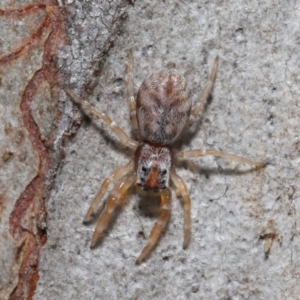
[135,143,172,193]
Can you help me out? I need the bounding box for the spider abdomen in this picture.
[136,67,191,145]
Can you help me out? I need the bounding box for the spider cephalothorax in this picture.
[135,143,172,193]
[65,50,264,264]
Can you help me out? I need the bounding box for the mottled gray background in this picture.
[2,0,300,299]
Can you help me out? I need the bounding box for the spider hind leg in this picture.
[64,88,139,150]
[187,56,219,127]
[127,50,139,136]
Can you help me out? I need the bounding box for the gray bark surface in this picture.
[3,0,297,299]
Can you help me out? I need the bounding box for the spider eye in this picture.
[161,169,167,175]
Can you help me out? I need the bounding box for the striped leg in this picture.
[136,188,171,264]
[187,57,219,127]
[171,171,191,248]
[64,88,139,150]
[177,149,265,168]
[90,171,136,248]
[84,161,134,223]
[127,50,139,136]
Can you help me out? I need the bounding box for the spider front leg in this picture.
[177,149,265,168]
[187,56,219,127]
[84,161,134,223]
[91,171,136,248]
[136,188,171,264]
[171,170,191,248]
[127,50,139,136]
[64,88,139,150]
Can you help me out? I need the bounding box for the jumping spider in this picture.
[64,51,264,264]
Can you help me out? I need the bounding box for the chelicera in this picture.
[65,51,264,264]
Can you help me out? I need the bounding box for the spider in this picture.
[64,51,265,264]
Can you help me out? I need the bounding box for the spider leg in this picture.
[136,188,171,264]
[177,148,265,168]
[64,88,139,150]
[187,56,219,127]
[171,170,191,249]
[84,161,134,223]
[127,50,139,136]
[90,171,136,248]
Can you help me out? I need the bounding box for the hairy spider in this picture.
[64,51,264,264]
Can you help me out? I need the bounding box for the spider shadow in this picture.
[134,193,172,255]
[135,194,162,219]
